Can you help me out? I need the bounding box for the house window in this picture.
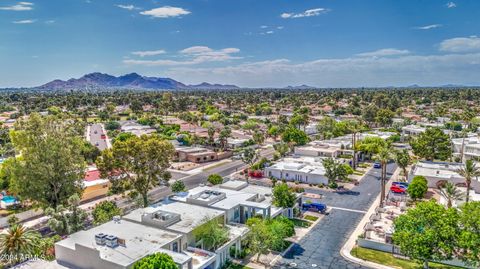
[197,158,200,161]
[172,242,178,252]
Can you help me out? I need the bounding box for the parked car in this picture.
[390,185,406,194]
[392,182,409,187]
[100,134,106,139]
[302,203,327,214]
[373,162,381,169]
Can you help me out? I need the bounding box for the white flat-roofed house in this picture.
[401,125,426,137]
[123,200,247,269]
[120,121,156,137]
[172,182,300,223]
[55,219,191,269]
[410,161,480,195]
[265,157,328,185]
[452,135,480,161]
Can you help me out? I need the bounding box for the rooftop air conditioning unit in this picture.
[95,233,107,245]
[105,235,118,248]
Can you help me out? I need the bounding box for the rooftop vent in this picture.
[105,235,118,248]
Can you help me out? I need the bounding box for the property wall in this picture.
[265,168,328,185]
[82,182,111,202]
[55,243,125,269]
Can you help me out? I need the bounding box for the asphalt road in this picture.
[275,163,398,269]
[89,123,108,151]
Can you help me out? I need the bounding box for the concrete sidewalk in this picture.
[339,167,401,269]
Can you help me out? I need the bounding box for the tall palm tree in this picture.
[456,159,480,203]
[0,225,40,264]
[439,182,464,208]
[394,149,410,182]
[375,146,393,207]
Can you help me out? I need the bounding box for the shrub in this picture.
[407,175,428,200]
[208,174,224,185]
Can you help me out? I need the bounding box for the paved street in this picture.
[276,163,397,269]
[88,123,109,151]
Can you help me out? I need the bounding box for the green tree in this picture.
[395,149,410,182]
[393,200,459,269]
[133,253,177,269]
[374,146,393,207]
[281,127,309,146]
[246,217,272,263]
[91,200,122,225]
[193,217,229,251]
[356,136,388,158]
[268,217,295,251]
[272,183,296,208]
[105,121,120,131]
[458,201,480,267]
[0,225,40,265]
[273,142,290,158]
[456,159,480,203]
[253,130,265,145]
[410,127,452,161]
[171,180,186,193]
[375,108,395,127]
[207,125,216,146]
[207,174,223,185]
[45,194,87,235]
[218,126,231,151]
[97,135,175,207]
[267,125,281,141]
[439,182,464,208]
[407,176,428,201]
[9,113,86,208]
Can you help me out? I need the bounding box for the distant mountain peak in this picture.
[36,73,239,90]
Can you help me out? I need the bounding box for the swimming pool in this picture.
[1,196,17,203]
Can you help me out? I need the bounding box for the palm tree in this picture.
[0,225,40,264]
[394,149,410,182]
[375,146,393,207]
[456,159,480,203]
[439,182,464,208]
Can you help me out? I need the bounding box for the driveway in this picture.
[276,163,397,269]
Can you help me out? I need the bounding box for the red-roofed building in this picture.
[82,167,111,202]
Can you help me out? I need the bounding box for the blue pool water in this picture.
[2,196,17,203]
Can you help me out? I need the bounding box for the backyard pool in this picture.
[2,196,17,203]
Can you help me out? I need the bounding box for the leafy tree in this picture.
[218,126,231,151]
[92,200,122,225]
[193,217,229,251]
[97,135,175,207]
[9,113,86,208]
[273,142,290,158]
[45,194,87,235]
[207,125,215,146]
[439,182,464,208]
[456,160,480,203]
[393,200,459,269]
[80,141,101,163]
[272,183,296,208]
[246,217,272,263]
[281,127,309,146]
[410,127,452,161]
[0,225,40,265]
[458,201,480,267]
[375,108,395,127]
[253,130,265,145]
[240,147,259,169]
[268,217,295,251]
[407,176,428,201]
[356,136,388,158]
[207,174,223,185]
[133,253,177,269]
[267,125,281,141]
[395,149,410,181]
[171,180,186,193]
[105,121,120,131]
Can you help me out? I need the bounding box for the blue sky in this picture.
[1,0,480,88]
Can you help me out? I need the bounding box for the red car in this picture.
[390,185,406,194]
[100,134,106,139]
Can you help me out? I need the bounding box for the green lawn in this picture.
[351,247,463,269]
[292,218,311,228]
[224,263,253,269]
[304,215,319,222]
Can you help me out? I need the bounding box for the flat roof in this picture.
[123,200,224,234]
[172,186,270,211]
[56,219,185,267]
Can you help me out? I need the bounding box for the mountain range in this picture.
[37,72,240,90]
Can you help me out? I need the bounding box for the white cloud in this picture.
[116,4,139,10]
[439,36,480,53]
[12,19,35,24]
[125,46,241,66]
[45,20,55,24]
[162,53,480,88]
[281,8,329,19]
[260,25,268,29]
[131,49,166,57]
[446,2,456,8]
[414,24,442,30]
[356,48,410,57]
[140,6,190,18]
[0,2,33,11]
[277,26,284,30]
